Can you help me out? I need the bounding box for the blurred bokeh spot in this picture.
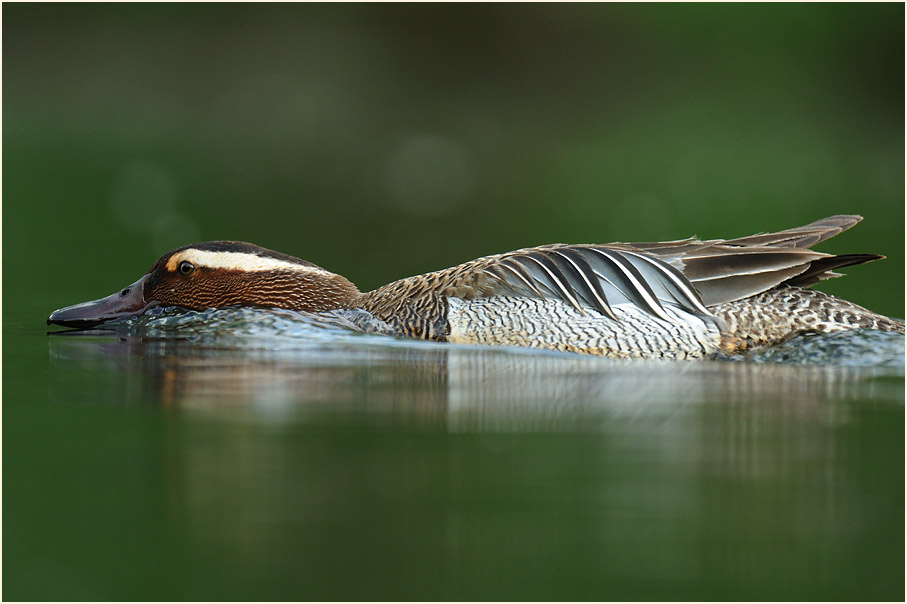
[3,3,904,318]
[385,134,476,216]
[109,160,200,253]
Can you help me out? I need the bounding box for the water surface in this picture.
[5,4,904,600]
[4,310,903,600]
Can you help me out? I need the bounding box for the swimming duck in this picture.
[48,215,904,359]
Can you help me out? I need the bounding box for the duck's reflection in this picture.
[44,332,904,600]
[47,332,901,429]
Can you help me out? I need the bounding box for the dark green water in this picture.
[4,314,905,601]
[4,4,905,601]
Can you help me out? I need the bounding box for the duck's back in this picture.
[356,215,904,359]
[357,244,723,359]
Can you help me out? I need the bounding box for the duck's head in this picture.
[47,241,360,328]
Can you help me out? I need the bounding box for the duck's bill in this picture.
[47,276,157,329]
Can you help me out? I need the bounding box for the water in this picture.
[5,309,903,600]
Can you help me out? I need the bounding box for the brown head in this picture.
[48,241,361,328]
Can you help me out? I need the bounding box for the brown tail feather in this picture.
[784,253,883,287]
[722,215,863,249]
[631,216,883,306]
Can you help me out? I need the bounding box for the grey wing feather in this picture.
[468,214,877,316]
[541,248,619,320]
[623,215,872,306]
[481,245,711,323]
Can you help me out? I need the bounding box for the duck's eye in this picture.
[177,261,195,275]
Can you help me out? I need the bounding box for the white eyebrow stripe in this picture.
[174,249,329,274]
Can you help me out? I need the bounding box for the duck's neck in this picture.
[285,270,361,312]
[212,269,363,313]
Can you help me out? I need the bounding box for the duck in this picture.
[47,215,904,359]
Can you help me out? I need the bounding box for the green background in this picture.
[4,3,904,324]
[3,4,905,601]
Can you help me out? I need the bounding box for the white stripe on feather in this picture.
[621,250,712,316]
[549,250,617,320]
[586,249,674,323]
[495,261,548,298]
[519,255,587,313]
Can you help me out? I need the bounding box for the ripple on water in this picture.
[71,306,906,371]
[731,329,905,369]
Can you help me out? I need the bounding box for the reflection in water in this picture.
[48,323,902,430]
[47,326,904,513]
[41,320,905,600]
